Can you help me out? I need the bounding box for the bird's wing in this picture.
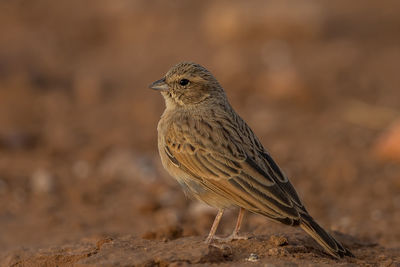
[164,117,307,224]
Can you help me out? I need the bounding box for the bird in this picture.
[149,62,353,259]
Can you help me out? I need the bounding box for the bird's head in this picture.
[149,62,225,108]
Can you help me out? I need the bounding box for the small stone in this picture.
[246,253,259,262]
[31,169,54,194]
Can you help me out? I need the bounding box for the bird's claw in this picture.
[211,233,250,242]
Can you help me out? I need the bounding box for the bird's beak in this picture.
[149,77,169,91]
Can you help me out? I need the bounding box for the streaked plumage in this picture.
[150,62,353,259]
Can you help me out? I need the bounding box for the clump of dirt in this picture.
[269,235,289,247]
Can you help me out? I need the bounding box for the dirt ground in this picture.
[1,1,400,266]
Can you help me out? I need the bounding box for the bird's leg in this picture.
[231,207,245,238]
[214,207,249,242]
[205,209,224,244]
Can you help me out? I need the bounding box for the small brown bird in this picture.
[150,62,353,259]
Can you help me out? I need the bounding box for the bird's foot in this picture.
[208,242,232,252]
[212,233,250,242]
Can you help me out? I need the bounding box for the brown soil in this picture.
[1,1,400,266]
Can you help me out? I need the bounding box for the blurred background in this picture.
[0,0,399,253]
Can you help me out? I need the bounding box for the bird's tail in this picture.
[300,213,354,259]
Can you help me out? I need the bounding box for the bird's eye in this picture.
[179,79,190,86]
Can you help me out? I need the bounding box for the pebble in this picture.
[31,169,54,194]
[246,253,259,262]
